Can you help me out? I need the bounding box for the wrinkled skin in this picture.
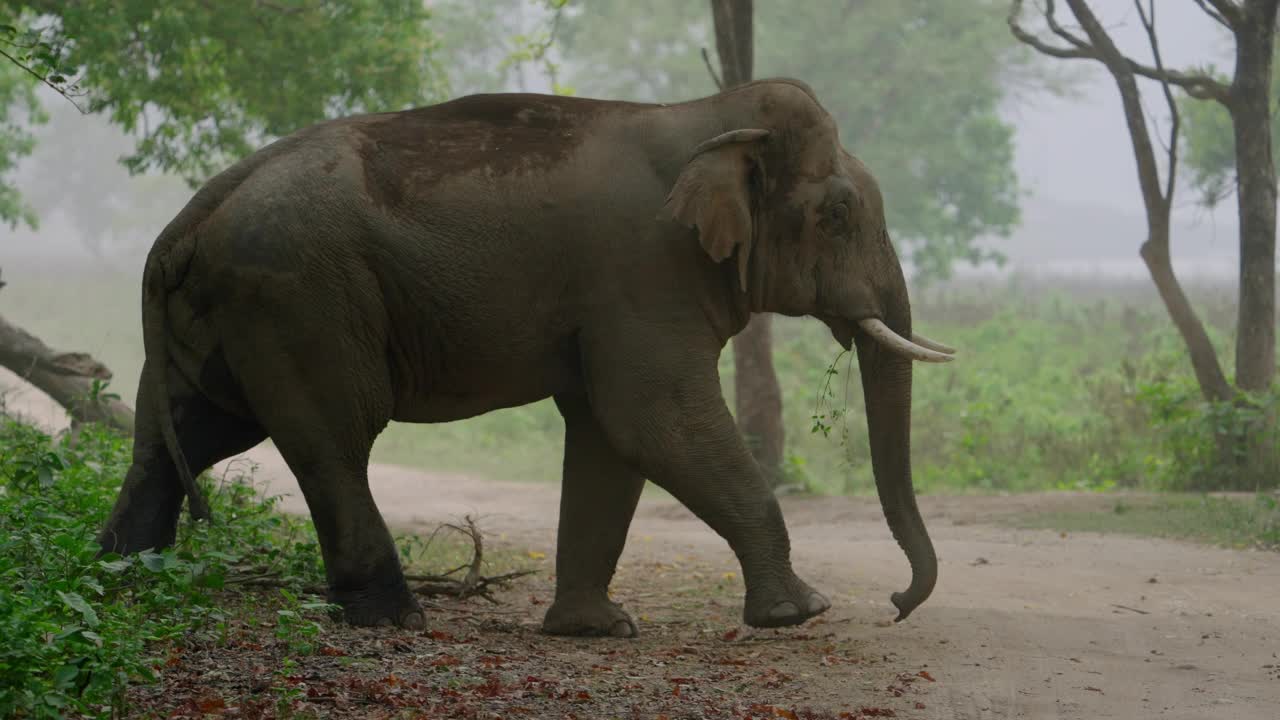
[98,79,938,636]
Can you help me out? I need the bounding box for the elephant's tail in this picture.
[141,238,210,522]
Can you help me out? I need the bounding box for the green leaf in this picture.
[53,664,80,688]
[56,591,99,628]
[140,552,166,572]
[98,558,132,573]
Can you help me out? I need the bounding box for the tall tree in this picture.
[704,0,786,487]
[1010,0,1278,484]
[0,1,448,227]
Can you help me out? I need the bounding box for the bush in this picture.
[1137,378,1280,491]
[0,420,324,718]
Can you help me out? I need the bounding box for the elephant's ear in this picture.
[660,129,769,292]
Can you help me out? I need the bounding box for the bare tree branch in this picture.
[1043,0,1092,50]
[1008,0,1233,104]
[1193,0,1235,29]
[700,47,724,91]
[1008,0,1095,59]
[1135,0,1180,204]
[1203,0,1245,28]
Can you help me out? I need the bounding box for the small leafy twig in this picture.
[0,24,89,112]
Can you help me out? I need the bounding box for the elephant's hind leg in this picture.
[227,310,423,630]
[542,393,645,638]
[99,362,267,556]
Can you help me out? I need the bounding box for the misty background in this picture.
[4,1,1239,278]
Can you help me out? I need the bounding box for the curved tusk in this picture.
[858,318,955,363]
[910,332,957,355]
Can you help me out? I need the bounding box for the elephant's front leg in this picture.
[542,393,646,637]
[587,342,831,629]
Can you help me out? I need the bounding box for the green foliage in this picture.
[0,0,449,215]
[0,31,44,228]
[555,0,1029,282]
[1137,377,1280,491]
[431,0,574,97]
[1178,53,1280,208]
[0,420,325,718]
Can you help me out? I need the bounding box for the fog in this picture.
[2,1,1242,281]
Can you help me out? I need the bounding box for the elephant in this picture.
[97,77,955,637]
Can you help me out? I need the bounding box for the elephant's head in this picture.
[662,79,954,621]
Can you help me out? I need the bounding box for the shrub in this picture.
[1137,378,1280,492]
[0,420,324,718]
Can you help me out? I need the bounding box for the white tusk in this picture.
[858,318,955,363]
[910,332,957,355]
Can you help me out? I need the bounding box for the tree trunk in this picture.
[1062,0,1233,406]
[1231,0,1278,394]
[708,0,786,486]
[732,314,785,484]
[1140,235,1234,404]
[0,269,134,434]
[1228,0,1279,483]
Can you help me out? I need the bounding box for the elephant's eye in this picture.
[825,202,850,227]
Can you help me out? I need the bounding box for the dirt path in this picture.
[211,446,1280,720]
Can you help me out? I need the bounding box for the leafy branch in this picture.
[0,22,88,112]
[497,0,574,95]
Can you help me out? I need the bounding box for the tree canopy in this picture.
[557,0,1030,281]
[0,54,41,228]
[0,0,449,229]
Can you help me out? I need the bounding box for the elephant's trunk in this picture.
[855,328,937,622]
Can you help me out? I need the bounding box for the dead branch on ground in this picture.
[230,515,536,605]
[0,268,136,434]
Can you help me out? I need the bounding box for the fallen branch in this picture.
[233,516,536,604]
[0,268,136,434]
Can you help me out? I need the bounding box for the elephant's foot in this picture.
[542,592,638,638]
[329,579,426,630]
[97,505,181,558]
[743,574,831,629]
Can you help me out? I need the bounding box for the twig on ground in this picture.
[1110,604,1151,615]
[228,514,536,603]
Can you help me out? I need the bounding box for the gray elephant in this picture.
[98,78,954,637]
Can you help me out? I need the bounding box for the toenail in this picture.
[402,611,426,631]
[611,620,636,638]
[808,592,831,613]
[769,601,800,620]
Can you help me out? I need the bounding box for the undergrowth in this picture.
[0,420,326,718]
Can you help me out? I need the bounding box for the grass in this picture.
[4,262,1274,494]
[1009,493,1280,550]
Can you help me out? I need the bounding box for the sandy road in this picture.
[7,379,1279,718]
[212,446,1280,720]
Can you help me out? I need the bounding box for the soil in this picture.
[7,381,1280,718]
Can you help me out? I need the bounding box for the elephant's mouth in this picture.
[822,316,955,363]
[823,316,857,351]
